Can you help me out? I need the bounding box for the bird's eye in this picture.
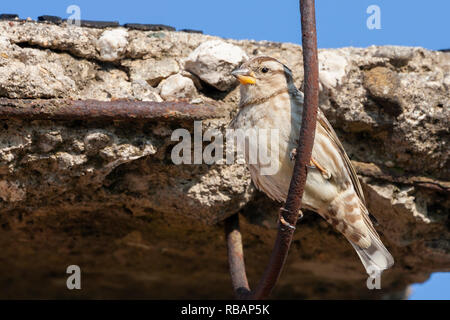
[261,67,269,73]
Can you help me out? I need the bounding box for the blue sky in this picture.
[410,273,450,300]
[1,0,449,299]
[1,0,449,50]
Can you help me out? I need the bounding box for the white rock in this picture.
[125,58,180,86]
[318,50,348,88]
[97,28,128,61]
[0,36,12,49]
[131,79,163,102]
[444,74,450,90]
[185,40,248,91]
[190,97,204,104]
[55,152,88,170]
[159,74,196,100]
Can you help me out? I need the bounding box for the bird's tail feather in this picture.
[351,231,394,275]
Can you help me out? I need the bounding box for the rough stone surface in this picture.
[184,40,248,91]
[96,28,129,61]
[0,21,449,299]
[318,50,348,89]
[158,74,197,100]
[123,57,180,86]
[363,66,402,117]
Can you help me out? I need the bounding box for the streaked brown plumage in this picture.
[230,56,394,274]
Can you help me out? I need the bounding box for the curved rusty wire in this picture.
[225,0,319,299]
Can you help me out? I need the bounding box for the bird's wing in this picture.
[228,112,238,129]
[316,109,366,205]
[248,164,285,202]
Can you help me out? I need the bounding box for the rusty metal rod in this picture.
[225,0,319,299]
[224,214,251,299]
[0,98,222,121]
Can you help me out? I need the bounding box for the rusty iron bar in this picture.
[225,0,319,299]
[0,98,222,121]
[224,214,251,298]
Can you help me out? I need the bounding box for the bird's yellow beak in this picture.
[231,68,256,85]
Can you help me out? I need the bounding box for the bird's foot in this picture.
[278,208,296,230]
[278,208,303,230]
[310,158,331,179]
[289,148,297,162]
[291,149,331,180]
[297,209,304,221]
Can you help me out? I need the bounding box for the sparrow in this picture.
[230,56,394,274]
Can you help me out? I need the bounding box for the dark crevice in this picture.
[366,95,403,118]
[388,57,410,69]
[197,78,234,101]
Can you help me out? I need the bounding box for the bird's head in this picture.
[231,56,295,107]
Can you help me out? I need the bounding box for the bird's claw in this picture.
[297,210,304,221]
[278,208,303,229]
[278,208,296,230]
[310,158,331,180]
[291,151,331,180]
[289,148,297,162]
